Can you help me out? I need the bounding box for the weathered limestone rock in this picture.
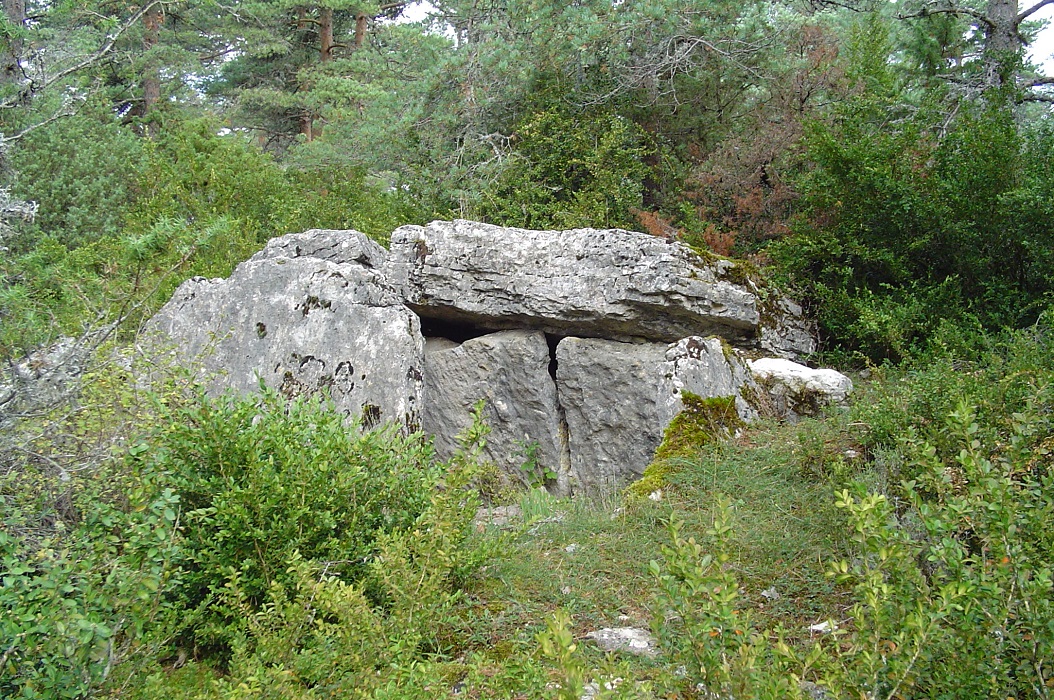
[423,330,569,495]
[146,231,424,428]
[556,336,755,493]
[143,223,832,494]
[664,336,760,422]
[758,296,818,359]
[387,220,815,357]
[556,339,667,494]
[749,357,853,421]
[585,628,659,657]
[0,336,92,427]
[249,228,388,268]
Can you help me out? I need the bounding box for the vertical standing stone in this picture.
[423,331,570,495]
[556,336,756,495]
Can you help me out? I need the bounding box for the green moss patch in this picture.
[627,392,743,498]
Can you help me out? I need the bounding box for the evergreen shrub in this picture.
[125,387,445,654]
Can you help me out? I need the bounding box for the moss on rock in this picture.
[626,392,743,499]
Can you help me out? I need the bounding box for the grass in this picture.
[442,410,862,691]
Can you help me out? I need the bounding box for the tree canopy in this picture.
[0,0,1053,359]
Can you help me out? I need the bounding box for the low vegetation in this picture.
[3,315,1051,698]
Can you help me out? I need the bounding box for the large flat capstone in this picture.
[146,231,424,428]
[386,220,814,357]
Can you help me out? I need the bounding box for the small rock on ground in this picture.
[585,627,659,657]
[472,504,521,531]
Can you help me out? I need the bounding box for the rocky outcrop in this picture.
[146,234,424,428]
[147,221,839,496]
[0,336,93,428]
[664,336,759,421]
[249,228,388,268]
[386,220,814,358]
[758,296,818,359]
[423,331,570,495]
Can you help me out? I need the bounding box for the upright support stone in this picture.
[556,338,668,494]
[555,336,756,495]
[423,331,569,495]
[145,231,424,429]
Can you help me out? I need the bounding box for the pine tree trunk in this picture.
[320,6,334,61]
[984,0,1021,90]
[142,3,163,134]
[297,6,314,141]
[355,12,366,50]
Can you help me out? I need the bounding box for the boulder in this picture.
[145,231,424,429]
[555,336,755,494]
[249,228,388,268]
[386,220,815,358]
[423,330,569,494]
[749,358,853,420]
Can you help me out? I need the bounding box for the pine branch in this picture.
[0,0,175,109]
[0,98,82,144]
[1018,0,1054,24]
[896,5,995,29]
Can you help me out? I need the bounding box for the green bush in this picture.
[7,103,148,253]
[0,435,180,698]
[149,397,491,698]
[852,312,1054,477]
[0,117,426,358]
[2,353,491,698]
[826,400,1054,697]
[775,41,1054,360]
[474,109,650,230]
[650,501,808,699]
[125,387,445,655]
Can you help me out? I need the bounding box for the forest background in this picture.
[2,0,1054,361]
[3,0,1054,696]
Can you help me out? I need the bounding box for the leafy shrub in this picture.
[3,350,491,698]
[0,355,182,698]
[827,401,1054,697]
[0,117,425,358]
[186,399,490,697]
[131,119,424,247]
[650,499,811,699]
[852,311,1054,479]
[0,476,179,699]
[125,387,445,655]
